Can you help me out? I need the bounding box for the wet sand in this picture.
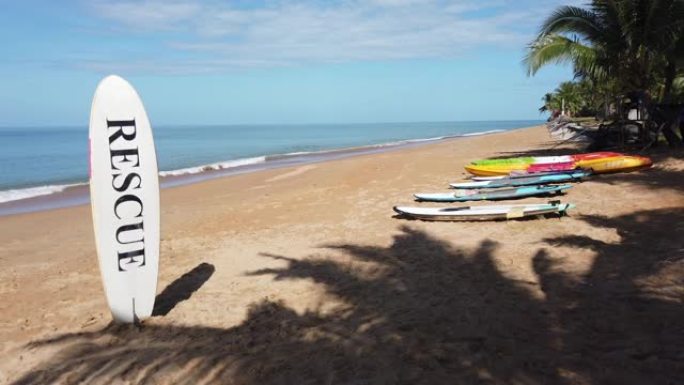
[0,132,466,216]
[0,125,682,384]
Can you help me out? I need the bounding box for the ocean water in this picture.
[0,120,541,203]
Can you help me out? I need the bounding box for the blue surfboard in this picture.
[414,184,572,202]
[450,170,589,189]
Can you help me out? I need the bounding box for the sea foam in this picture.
[0,125,530,208]
[158,156,267,177]
[0,184,83,204]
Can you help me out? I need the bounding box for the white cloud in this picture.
[84,0,573,73]
[90,0,201,30]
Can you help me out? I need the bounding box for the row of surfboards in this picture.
[394,151,652,221]
[464,151,652,176]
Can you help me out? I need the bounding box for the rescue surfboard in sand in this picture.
[89,75,159,323]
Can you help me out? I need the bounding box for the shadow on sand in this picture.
[11,210,684,384]
[153,262,216,317]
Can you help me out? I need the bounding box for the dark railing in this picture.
[593,94,683,150]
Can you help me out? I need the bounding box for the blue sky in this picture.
[0,0,579,126]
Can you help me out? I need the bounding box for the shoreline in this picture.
[1,124,681,384]
[2,120,546,207]
[0,127,510,216]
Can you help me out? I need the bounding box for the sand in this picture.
[0,125,682,384]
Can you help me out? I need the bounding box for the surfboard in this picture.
[465,152,638,176]
[465,161,580,176]
[89,75,160,323]
[449,170,589,189]
[471,169,586,181]
[471,155,572,166]
[575,155,652,173]
[470,152,621,166]
[393,202,574,221]
[414,184,571,202]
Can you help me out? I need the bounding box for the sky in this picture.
[0,0,581,126]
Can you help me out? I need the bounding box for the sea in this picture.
[0,120,541,213]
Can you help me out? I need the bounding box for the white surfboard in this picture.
[393,202,574,221]
[89,75,160,323]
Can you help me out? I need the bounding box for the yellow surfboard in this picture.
[576,155,652,173]
[464,163,532,176]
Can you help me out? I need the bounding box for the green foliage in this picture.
[671,77,684,102]
[525,35,602,79]
[526,0,684,106]
[538,79,606,117]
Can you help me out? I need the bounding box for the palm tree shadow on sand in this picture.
[11,212,683,384]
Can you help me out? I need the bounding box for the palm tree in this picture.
[539,92,559,114]
[539,81,591,117]
[525,0,684,100]
[556,81,583,116]
[660,32,684,101]
[525,34,602,80]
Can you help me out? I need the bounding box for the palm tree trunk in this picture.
[661,59,676,103]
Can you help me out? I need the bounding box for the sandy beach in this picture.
[0,125,682,384]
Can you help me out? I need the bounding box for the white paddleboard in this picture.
[393,202,574,221]
[89,75,160,323]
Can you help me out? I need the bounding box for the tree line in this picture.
[526,0,684,119]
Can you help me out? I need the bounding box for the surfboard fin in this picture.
[132,298,141,326]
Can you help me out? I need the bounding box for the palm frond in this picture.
[539,5,603,42]
[524,34,599,77]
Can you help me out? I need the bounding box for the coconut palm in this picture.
[539,92,559,114]
[525,0,684,100]
[539,81,591,117]
[525,34,602,80]
[556,81,584,115]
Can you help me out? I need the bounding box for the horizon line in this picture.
[0,118,545,129]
